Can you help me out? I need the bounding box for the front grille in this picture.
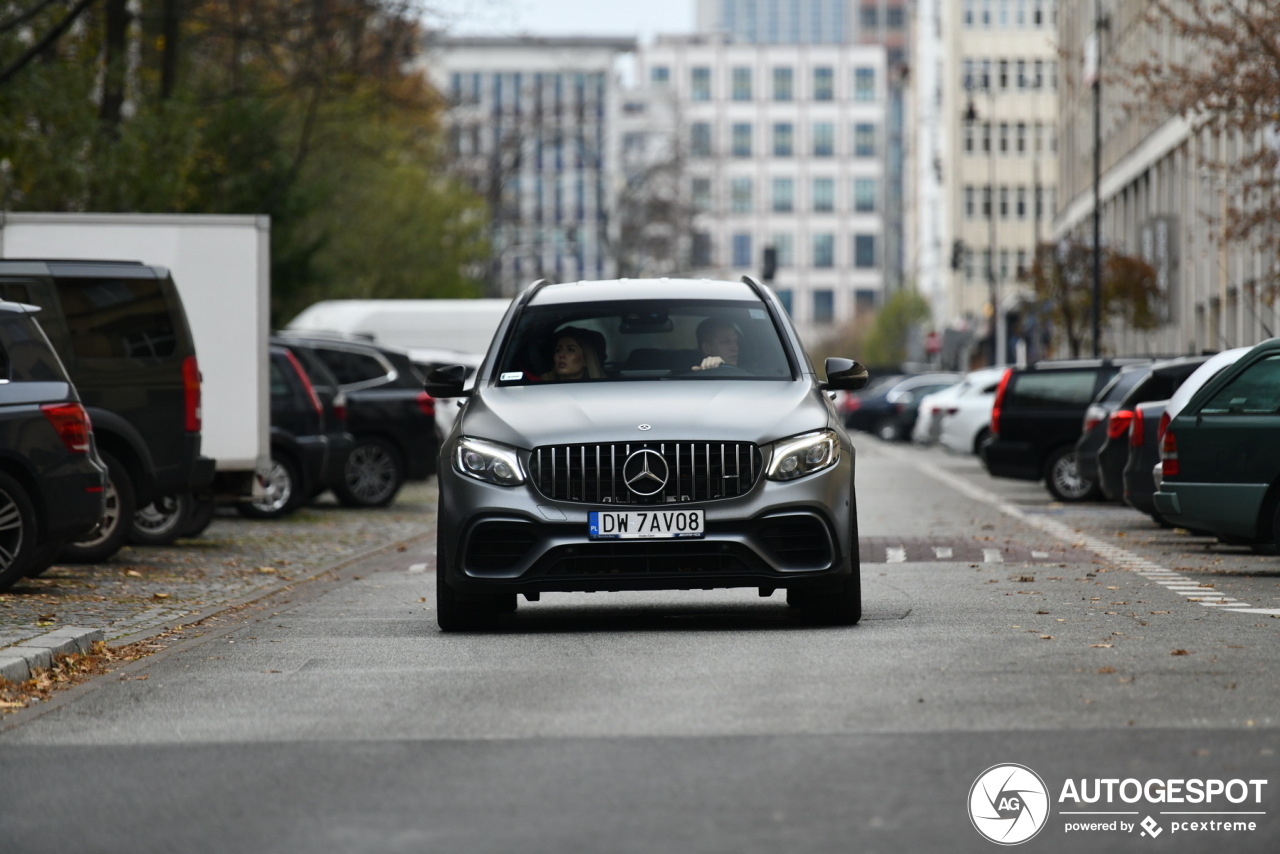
[530,441,762,505]
[757,515,834,569]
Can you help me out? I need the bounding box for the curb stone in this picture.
[0,627,104,684]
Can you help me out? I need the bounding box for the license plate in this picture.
[588,509,705,539]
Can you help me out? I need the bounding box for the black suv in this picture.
[239,342,354,519]
[275,332,438,507]
[0,302,105,591]
[0,260,211,562]
[984,358,1150,501]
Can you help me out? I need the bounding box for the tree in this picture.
[1124,1,1280,270]
[1024,241,1163,358]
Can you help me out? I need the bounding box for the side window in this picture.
[55,276,176,360]
[0,315,64,382]
[269,358,292,399]
[1,283,31,303]
[1198,355,1280,415]
[1009,371,1097,407]
[312,347,390,387]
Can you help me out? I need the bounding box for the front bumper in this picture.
[437,451,857,595]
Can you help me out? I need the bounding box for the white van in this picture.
[285,298,511,358]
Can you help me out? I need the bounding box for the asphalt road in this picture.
[1,439,1276,853]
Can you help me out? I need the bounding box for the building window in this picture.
[812,178,835,212]
[854,234,877,268]
[813,122,834,157]
[691,178,712,213]
[730,177,753,212]
[776,289,793,316]
[732,67,753,101]
[650,66,670,85]
[773,122,794,157]
[813,66,834,101]
[691,66,711,101]
[732,123,753,157]
[854,178,878,212]
[690,122,712,158]
[813,289,835,324]
[691,231,712,267]
[772,178,794,213]
[964,186,976,218]
[773,66,794,101]
[813,234,835,268]
[1016,186,1027,218]
[854,67,876,101]
[732,233,752,267]
[854,123,877,157]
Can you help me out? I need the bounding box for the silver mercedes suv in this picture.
[427,277,869,630]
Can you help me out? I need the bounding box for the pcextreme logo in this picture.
[969,764,1270,845]
[969,764,1051,845]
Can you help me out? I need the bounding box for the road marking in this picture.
[887,547,906,563]
[879,445,1270,617]
[982,548,1003,563]
[934,546,953,559]
[407,563,428,573]
[1031,550,1050,558]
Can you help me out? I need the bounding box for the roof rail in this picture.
[515,278,548,309]
[740,275,768,301]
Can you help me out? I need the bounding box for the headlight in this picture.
[453,437,526,486]
[766,429,840,481]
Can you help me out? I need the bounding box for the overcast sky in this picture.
[429,0,696,44]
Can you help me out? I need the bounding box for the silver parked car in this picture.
[427,277,869,631]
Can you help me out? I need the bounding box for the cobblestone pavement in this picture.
[0,481,436,652]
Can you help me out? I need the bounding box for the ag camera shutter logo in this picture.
[969,764,1050,845]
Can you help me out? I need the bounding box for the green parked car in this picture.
[1153,337,1280,547]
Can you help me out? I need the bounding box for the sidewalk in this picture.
[0,481,436,657]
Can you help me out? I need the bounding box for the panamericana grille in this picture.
[530,441,762,505]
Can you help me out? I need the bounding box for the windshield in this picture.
[494,299,796,385]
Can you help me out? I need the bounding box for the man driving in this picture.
[692,317,740,371]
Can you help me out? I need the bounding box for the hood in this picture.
[458,379,833,449]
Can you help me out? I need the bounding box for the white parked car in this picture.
[912,383,968,445]
[937,367,1009,456]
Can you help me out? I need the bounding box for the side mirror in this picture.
[822,357,869,391]
[425,364,469,398]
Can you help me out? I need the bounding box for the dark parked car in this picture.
[984,358,1150,501]
[238,343,354,519]
[1089,356,1209,502]
[1073,364,1154,491]
[0,259,211,560]
[0,302,105,591]
[274,332,438,507]
[1121,399,1171,524]
[428,276,869,631]
[842,372,959,441]
[1153,337,1280,549]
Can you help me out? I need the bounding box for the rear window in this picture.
[310,346,392,387]
[1198,354,1280,415]
[55,276,177,361]
[0,314,67,382]
[1007,371,1098,408]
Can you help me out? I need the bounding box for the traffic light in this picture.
[762,246,777,281]
[950,239,966,271]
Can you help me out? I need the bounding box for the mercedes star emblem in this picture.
[622,449,669,496]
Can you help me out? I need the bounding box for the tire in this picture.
[179,494,217,538]
[972,427,992,457]
[238,454,303,519]
[59,451,136,564]
[787,499,862,625]
[129,493,191,546]
[25,540,64,578]
[435,527,514,631]
[0,471,39,592]
[335,437,404,508]
[1043,446,1101,502]
[874,417,901,442]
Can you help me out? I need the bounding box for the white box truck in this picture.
[0,212,270,501]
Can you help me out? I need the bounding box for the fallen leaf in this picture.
[125,570,143,578]
[1040,634,1054,640]
[36,613,56,622]
[1171,649,1192,656]
[397,544,407,552]
[1036,610,1049,615]
[1090,643,1113,648]
[152,593,169,600]
[1097,666,1117,674]
[257,566,277,574]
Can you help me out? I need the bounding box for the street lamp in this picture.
[964,88,1004,366]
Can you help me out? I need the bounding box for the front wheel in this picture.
[238,455,303,519]
[875,417,901,442]
[1043,446,1100,502]
[335,437,404,508]
[130,493,191,545]
[436,577,514,632]
[60,451,135,564]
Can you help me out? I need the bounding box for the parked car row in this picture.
[0,263,443,593]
